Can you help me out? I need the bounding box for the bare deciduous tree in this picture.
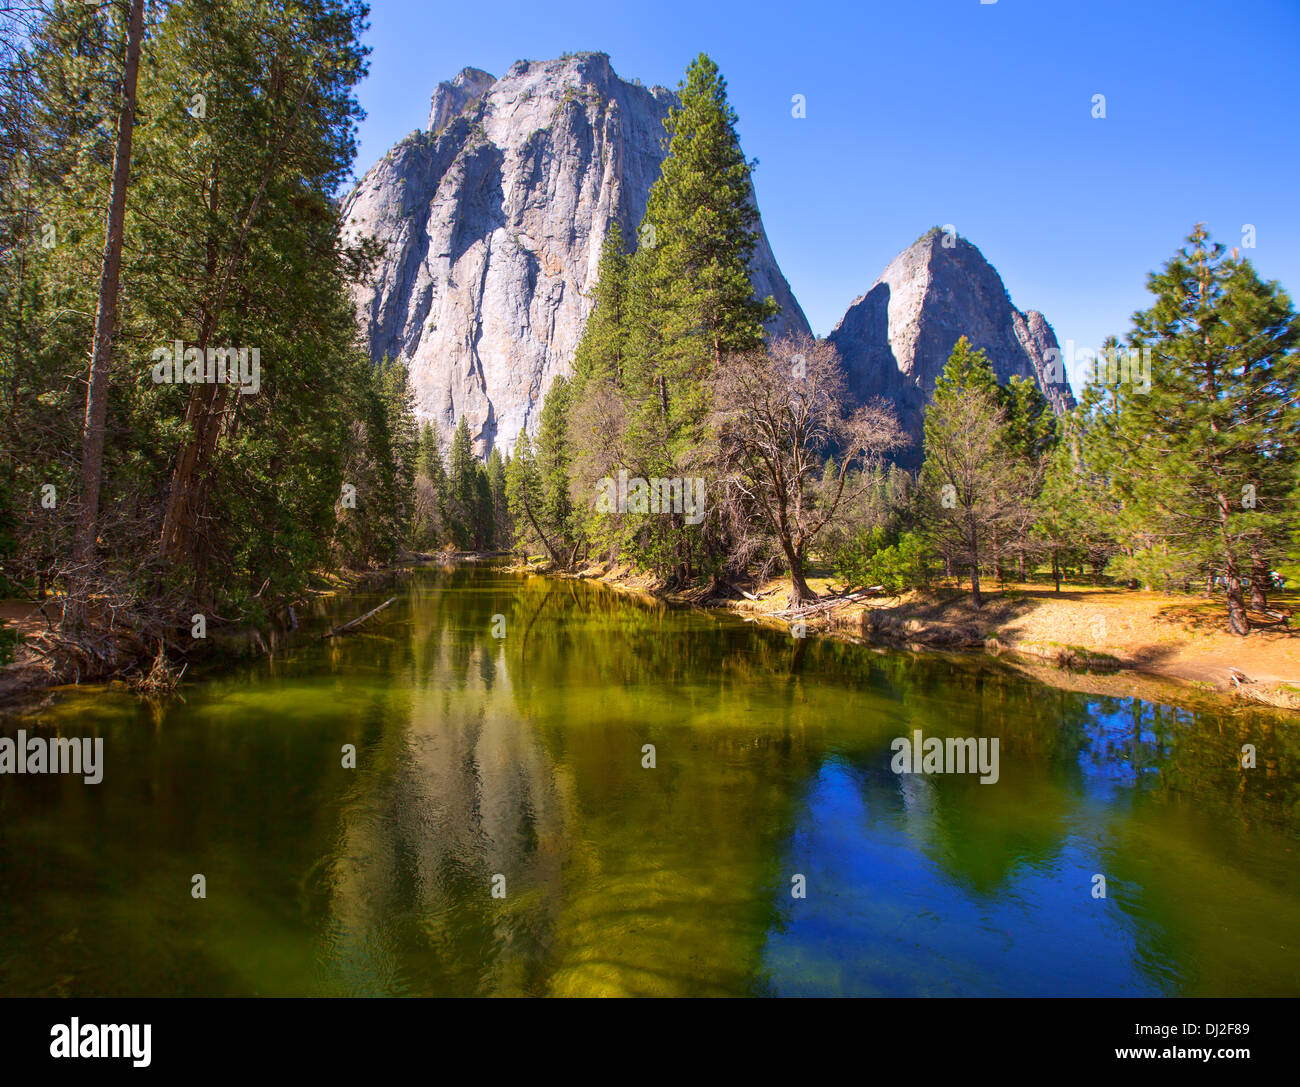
[919,381,1028,607]
[711,334,903,606]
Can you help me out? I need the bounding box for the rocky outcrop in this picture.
[427,67,494,136]
[828,229,1074,462]
[341,51,809,457]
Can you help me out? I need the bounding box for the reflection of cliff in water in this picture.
[492,572,821,995]
[311,566,1300,996]
[318,568,569,995]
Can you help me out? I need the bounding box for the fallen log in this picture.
[766,591,873,619]
[321,597,396,640]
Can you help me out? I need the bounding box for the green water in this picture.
[1,563,1298,996]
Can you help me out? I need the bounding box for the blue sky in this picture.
[348,0,1300,390]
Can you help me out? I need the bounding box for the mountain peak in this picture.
[345,55,808,456]
[828,232,1074,465]
[428,67,495,135]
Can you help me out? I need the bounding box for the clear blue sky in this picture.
[348,0,1300,390]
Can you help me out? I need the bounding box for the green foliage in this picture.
[535,375,575,553]
[835,527,930,594]
[446,418,477,550]
[918,336,1028,601]
[411,421,448,549]
[0,0,385,635]
[505,430,546,556]
[1069,226,1299,624]
[377,356,419,528]
[571,224,630,390]
[487,447,509,549]
[472,462,494,550]
[1001,375,1056,461]
[566,53,777,578]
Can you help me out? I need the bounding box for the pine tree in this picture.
[572,223,631,390]
[634,53,775,376]
[1000,374,1056,579]
[73,0,144,609]
[486,447,509,550]
[473,463,494,550]
[412,421,448,549]
[617,53,776,578]
[567,224,632,559]
[1084,226,1300,633]
[1035,418,1107,592]
[505,430,562,565]
[534,375,575,562]
[151,0,370,584]
[446,417,477,550]
[376,356,419,535]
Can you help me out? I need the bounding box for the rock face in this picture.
[427,67,494,136]
[341,51,810,456]
[828,229,1074,464]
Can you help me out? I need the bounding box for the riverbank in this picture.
[0,548,496,710]
[545,559,1300,713]
[8,553,1297,716]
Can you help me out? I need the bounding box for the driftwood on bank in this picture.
[764,587,883,620]
[321,597,396,639]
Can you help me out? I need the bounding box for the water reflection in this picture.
[1,565,1297,996]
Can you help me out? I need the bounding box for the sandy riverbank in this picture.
[545,559,1300,713]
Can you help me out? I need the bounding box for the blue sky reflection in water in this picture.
[0,566,1296,997]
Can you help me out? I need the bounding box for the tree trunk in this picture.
[1249,537,1269,611]
[1217,494,1249,636]
[1225,572,1249,636]
[970,562,982,608]
[71,0,146,606]
[520,493,565,568]
[1052,552,1061,594]
[781,538,815,606]
[158,77,316,575]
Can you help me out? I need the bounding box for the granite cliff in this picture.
[828,229,1075,463]
[341,52,809,456]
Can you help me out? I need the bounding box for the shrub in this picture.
[835,528,930,594]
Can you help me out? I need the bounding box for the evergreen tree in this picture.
[486,447,509,550]
[2,0,379,641]
[567,224,632,560]
[446,417,477,550]
[534,375,575,562]
[571,223,631,390]
[1034,418,1110,592]
[1000,374,1056,579]
[376,355,419,534]
[1080,226,1299,633]
[473,463,494,550]
[147,0,371,590]
[505,430,562,565]
[618,53,776,578]
[412,421,448,548]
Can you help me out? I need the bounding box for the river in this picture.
[1,563,1297,996]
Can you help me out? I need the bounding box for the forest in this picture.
[1,0,1296,694]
